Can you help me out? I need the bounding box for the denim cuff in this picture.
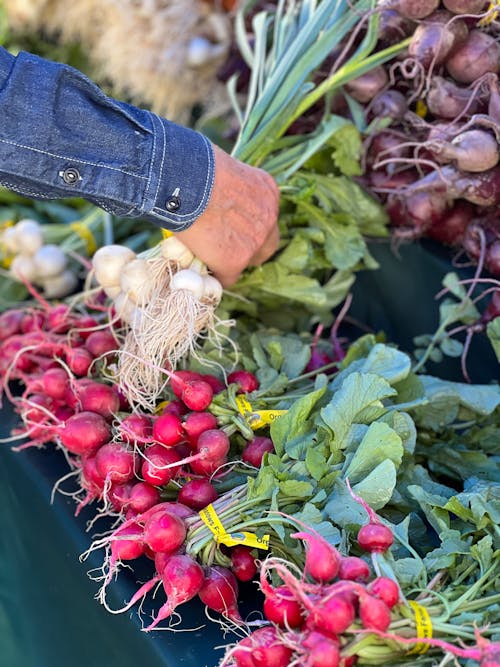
[141,115,215,231]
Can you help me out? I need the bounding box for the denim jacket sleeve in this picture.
[0,47,215,231]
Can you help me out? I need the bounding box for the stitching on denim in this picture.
[0,179,54,199]
[150,134,214,220]
[0,137,148,179]
[141,113,157,209]
[150,114,167,206]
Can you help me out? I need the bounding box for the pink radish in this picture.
[242,436,275,468]
[143,510,186,554]
[170,370,204,398]
[357,523,394,553]
[181,379,213,411]
[291,530,341,583]
[227,370,259,394]
[307,594,356,637]
[65,347,94,376]
[128,482,161,514]
[57,411,111,456]
[143,554,205,631]
[303,630,340,667]
[183,411,218,446]
[177,478,218,510]
[78,382,121,419]
[338,556,371,582]
[367,577,400,608]
[119,413,153,445]
[152,412,185,447]
[358,592,392,631]
[41,367,69,400]
[263,584,304,628]
[250,626,293,667]
[84,330,117,357]
[95,442,136,484]
[198,566,242,623]
[141,444,181,485]
[230,545,257,583]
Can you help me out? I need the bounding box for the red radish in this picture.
[84,330,117,357]
[109,522,145,564]
[65,347,94,376]
[108,481,134,512]
[338,556,371,582]
[263,584,303,628]
[41,367,69,400]
[196,428,230,461]
[303,630,340,667]
[170,370,204,398]
[358,592,392,631]
[143,510,186,553]
[242,436,275,468]
[231,635,257,667]
[177,478,218,510]
[251,626,293,667]
[81,454,105,493]
[340,656,358,667]
[20,310,45,333]
[291,530,340,583]
[189,455,227,476]
[128,482,161,514]
[57,411,111,456]
[368,577,400,608]
[141,444,181,485]
[201,373,225,394]
[95,442,135,484]
[230,545,257,583]
[357,523,394,553]
[307,595,356,636]
[54,405,74,421]
[143,554,205,631]
[181,379,213,411]
[227,370,259,394]
[183,411,218,445]
[119,413,153,445]
[0,309,24,340]
[152,412,185,447]
[161,399,188,417]
[198,566,242,622]
[78,382,121,419]
[47,304,71,331]
[73,315,99,339]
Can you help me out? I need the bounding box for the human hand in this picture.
[175,144,280,287]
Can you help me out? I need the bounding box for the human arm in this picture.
[0,47,279,285]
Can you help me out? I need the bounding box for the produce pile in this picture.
[0,2,499,667]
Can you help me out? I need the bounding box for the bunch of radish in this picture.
[348,1,500,277]
[90,236,225,411]
[1,305,273,626]
[1,218,79,297]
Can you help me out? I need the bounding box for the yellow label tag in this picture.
[415,100,428,119]
[0,220,14,268]
[155,400,169,414]
[479,2,498,26]
[199,504,270,550]
[407,601,433,654]
[235,395,287,430]
[162,229,173,239]
[70,221,97,255]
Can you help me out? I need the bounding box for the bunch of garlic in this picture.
[1,218,79,298]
